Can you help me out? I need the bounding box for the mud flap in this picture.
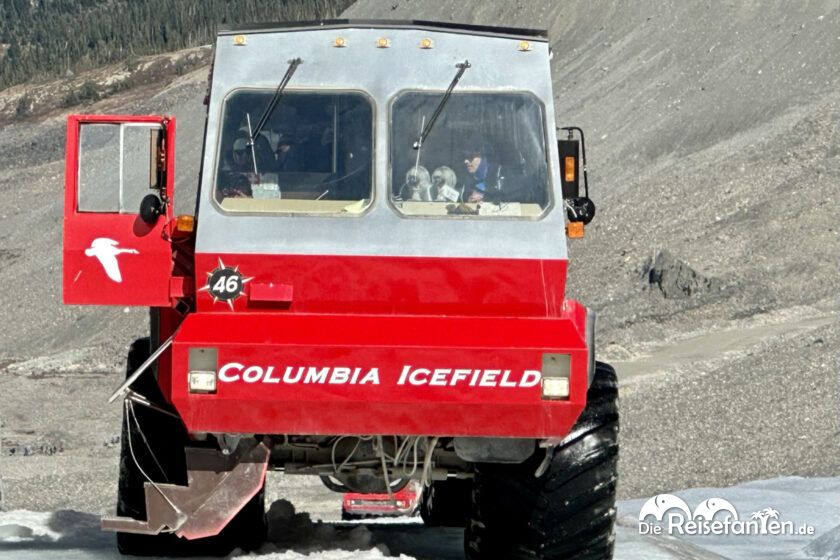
[102,440,270,540]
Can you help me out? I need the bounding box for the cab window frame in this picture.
[209,86,377,218]
[386,88,554,221]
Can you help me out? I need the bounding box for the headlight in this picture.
[188,370,217,393]
[189,347,218,393]
[541,353,570,400]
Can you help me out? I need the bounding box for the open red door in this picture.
[63,115,176,306]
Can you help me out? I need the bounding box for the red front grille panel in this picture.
[169,305,588,438]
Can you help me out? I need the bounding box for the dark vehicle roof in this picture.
[218,19,548,42]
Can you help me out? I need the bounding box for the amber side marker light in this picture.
[376,37,391,48]
[334,37,347,48]
[419,38,434,49]
[518,40,532,52]
[233,35,247,46]
[175,215,195,233]
[564,156,576,182]
[566,221,585,239]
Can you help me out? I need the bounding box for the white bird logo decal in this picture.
[84,238,139,283]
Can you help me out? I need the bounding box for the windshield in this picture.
[214,90,373,215]
[391,92,550,218]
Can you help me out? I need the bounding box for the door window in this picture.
[77,123,163,213]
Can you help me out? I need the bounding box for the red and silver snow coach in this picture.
[62,20,617,559]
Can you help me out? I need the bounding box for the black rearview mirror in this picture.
[139,194,162,224]
[558,127,595,225]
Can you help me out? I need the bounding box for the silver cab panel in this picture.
[197,22,566,261]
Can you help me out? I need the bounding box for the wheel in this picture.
[116,338,266,556]
[420,477,473,527]
[465,362,619,560]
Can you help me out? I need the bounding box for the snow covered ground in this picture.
[1,476,838,559]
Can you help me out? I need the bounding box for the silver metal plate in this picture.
[196,26,567,260]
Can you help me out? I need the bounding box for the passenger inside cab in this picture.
[390,92,550,217]
[214,90,373,214]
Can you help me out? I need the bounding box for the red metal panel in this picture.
[62,115,176,306]
[169,276,194,298]
[156,306,189,402]
[169,306,588,438]
[194,253,568,318]
[249,282,294,303]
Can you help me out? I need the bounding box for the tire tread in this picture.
[465,362,619,560]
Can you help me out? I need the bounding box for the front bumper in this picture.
[343,502,416,516]
[168,303,591,438]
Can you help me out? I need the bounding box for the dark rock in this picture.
[641,249,723,299]
[2,439,65,457]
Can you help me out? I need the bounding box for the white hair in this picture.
[405,166,432,201]
[431,166,458,200]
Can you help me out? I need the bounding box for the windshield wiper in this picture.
[413,60,471,150]
[250,57,302,144]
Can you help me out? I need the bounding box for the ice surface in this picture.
[1,477,838,559]
[620,476,840,560]
[805,524,840,560]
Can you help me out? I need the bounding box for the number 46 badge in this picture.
[198,259,253,310]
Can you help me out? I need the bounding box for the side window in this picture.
[77,123,163,213]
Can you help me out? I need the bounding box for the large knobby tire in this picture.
[465,362,619,560]
[419,478,473,527]
[116,338,266,557]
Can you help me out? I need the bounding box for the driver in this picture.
[460,138,535,204]
[461,140,503,203]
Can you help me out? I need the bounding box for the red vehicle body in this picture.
[64,113,589,438]
[62,20,617,560]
